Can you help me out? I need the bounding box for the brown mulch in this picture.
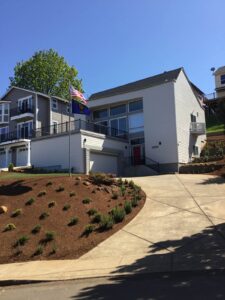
[0,175,145,264]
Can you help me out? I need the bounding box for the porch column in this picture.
[5,147,9,168]
[27,141,31,166]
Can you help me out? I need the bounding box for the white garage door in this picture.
[0,152,6,168]
[17,148,28,166]
[90,152,118,175]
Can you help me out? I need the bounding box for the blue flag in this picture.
[71,100,90,115]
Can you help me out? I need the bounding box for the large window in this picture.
[110,117,127,136]
[17,121,33,139]
[129,100,143,112]
[191,114,196,122]
[93,108,108,120]
[110,104,126,116]
[0,127,9,142]
[221,74,225,85]
[18,96,33,113]
[0,103,9,123]
[129,113,144,133]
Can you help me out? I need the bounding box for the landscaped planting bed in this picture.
[0,173,145,264]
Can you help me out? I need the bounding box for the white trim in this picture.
[11,112,34,121]
[35,94,38,129]
[17,95,33,105]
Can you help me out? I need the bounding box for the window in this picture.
[18,96,33,113]
[52,121,58,134]
[129,113,144,133]
[52,98,58,111]
[0,103,9,123]
[191,114,196,123]
[17,121,33,139]
[129,100,143,112]
[110,117,127,136]
[93,108,108,120]
[221,74,225,85]
[0,127,9,142]
[131,138,145,145]
[94,121,108,134]
[110,104,126,116]
[193,145,199,156]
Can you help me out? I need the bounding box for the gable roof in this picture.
[90,68,182,100]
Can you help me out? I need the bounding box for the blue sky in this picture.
[0,0,224,97]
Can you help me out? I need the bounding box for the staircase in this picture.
[122,156,159,177]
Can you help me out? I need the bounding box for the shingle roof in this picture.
[90,68,182,100]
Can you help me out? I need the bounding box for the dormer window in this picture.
[221,74,225,85]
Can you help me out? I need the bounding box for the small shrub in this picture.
[63,204,71,211]
[112,192,118,200]
[51,243,57,254]
[117,178,123,186]
[48,201,56,208]
[11,209,22,218]
[111,206,126,223]
[87,208,98,216]
[124,201,132,214]
[89,173,114,186]
[34,245,43,256]
[25,198,35,206]
[31,224,42,234]
[120,184,126,196]
[38,190,46,197]
[131,196,138,207]
[82,198,91,204]
[68,216,79,226]
[8,163,14,172]
[99,214,114,231]
[45,231,56,242]
[83,224,95,236]
[92,212,102,224]
[16,235,29,246]
[124,179,128,185]
[128,180,135,189]
[134,184,141,193]
[69,191,76,197]
[4,223,16,231]
[39,212,49,220]
[56,186,64,192]
[46,181,53,187]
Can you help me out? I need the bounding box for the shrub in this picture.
[68,216,79,226]
[87,208,98,216]
[56,186,64,192]
[16,235,29,246]
[39,212,49,220]
[69,191,76,197]
[89,173,114,186]
[8,163,14,172]
[48,201,56,208]
[45,231,55,242]
[131,196,138,207]
[111,206,126,223]
[4,223,16,231]
[11,209,22,218]
[25,198,35,206]
[124,201,132,214]
[92,212,102,223]
[124,179,128,185]
[31,224,42,234]
[128,180,135,189]
[51,243,57,254]
[99,214,114,231]
[117,178,123,186]
[63,204,71,211]
[34,245,43,255]
[120,184,126,196]
[46,181,53,187]
[38,190,46,197]
[112,192,118,200]
[134,184,141,193]
[83,224,95,236]
[82,198,91,204]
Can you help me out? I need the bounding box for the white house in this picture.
[0,67,206,175]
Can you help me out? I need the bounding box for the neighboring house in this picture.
[0,67,206,175]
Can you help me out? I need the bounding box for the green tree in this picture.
[10,49,82,99]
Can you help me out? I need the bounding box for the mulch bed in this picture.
[0,175,145,264]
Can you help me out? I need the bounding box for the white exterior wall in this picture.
[174,70,206,163]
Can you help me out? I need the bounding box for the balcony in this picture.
[10,106,34,121]
[190,122,206,135]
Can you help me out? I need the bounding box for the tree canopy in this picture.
[10,49,83,99]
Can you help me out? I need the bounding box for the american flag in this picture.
[69,85,88,106]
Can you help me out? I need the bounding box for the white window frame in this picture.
[18,96,33,111]
[110,104,127,117]
[52,99,58,111]
[0,103,10,123]
[110,116,127,136]
[17,120,33,139]
[128,100,143,113]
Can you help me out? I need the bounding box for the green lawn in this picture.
[206,115,225,134]
[0,172,73,180]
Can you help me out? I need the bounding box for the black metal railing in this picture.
[10,105,35,117]
[123,155,160,173]
[0,130,33,143]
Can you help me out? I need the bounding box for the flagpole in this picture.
[68,87,71,177]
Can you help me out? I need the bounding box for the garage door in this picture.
[17,148,28,166]
[89,152,118,175]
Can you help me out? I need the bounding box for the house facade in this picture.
[0,67,206,175]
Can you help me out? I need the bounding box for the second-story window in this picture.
[93,108,108,120]
[0,103,9,123]
[191,114,196,123]
[18,96,33,113]
[129,100,143,112]
[110,104,126,116]
[221,74,225,85]
[52,99,58,111]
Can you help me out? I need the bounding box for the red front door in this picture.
[133,146,141,165]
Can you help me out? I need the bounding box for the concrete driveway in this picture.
[1,174,225,282]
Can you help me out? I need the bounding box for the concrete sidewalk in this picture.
[1,174,225,282]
